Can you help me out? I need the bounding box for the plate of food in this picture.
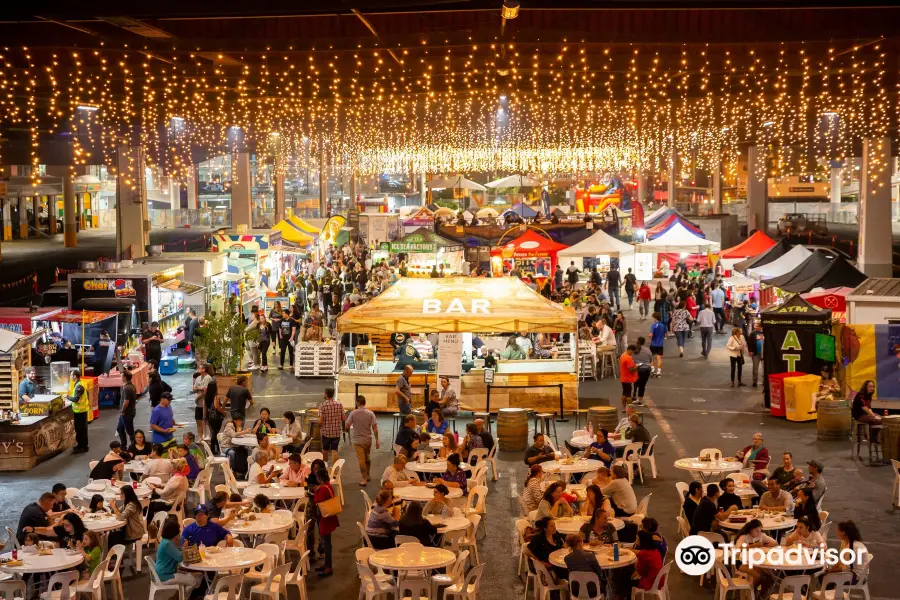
[0,559,23,567]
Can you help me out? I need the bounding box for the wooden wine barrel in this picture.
[816,399,851,441]
[588,405,619,435]
[306,408,321,451]
[882,415,900,461]
[497,408,529,452]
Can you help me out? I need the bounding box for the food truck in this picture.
[138,252,228,316]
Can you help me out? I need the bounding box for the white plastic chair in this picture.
[304,451,324,464]
[515,518,530,575]
[818,521,832,541]
[204,573,242,600]
[727,472,750,485]
[284,550,309,600]
[221,462,249,494]
[360,490,373,515]
[713,560,752,600]
[146,558,186,600]
[89,460,99,473]
[357,522,374,548]
[532,560,566,600]
[355,547,393,597]
[217,539,245,548]
[569,572,602,600]
[72,558,110,600]
[464,485,488,537]
[330,458,346,505]
[847,553,873,600]
[467,448,488,468]
[242,543,281,591]
[397,579,430,600]
[168,494,186,524]
[454,514,481,566]
[134,511,168,573]
[469,463,488,489]
[188,467,214,505]
[676,516,690,539]
[102,544,126,600]
[283,520,309,560]
[639,435,658,479]
[619,442,644,483]
[4,528,19,550]
[0,580,26,600]
[357,563,398,600]
[249,563,290,600]
[443,563,483,600]
[816,489,827,511]
[702,533,727,587]
[810,572,852,600]
[430,550,469,600]
[573,429,588,438]
[635,493,652,517]
[394,535,422,546]
[630,561,672,600]
[39,570,79,600]
[485,444,498,481]
[769,574,810,600]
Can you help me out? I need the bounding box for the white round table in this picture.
[78,482,153,501]
[393,486,463,503]
[232,435,293,448]
[542,459,606,475]
[228,513,295,536]
[755,545,826,571]
[425,515,469,533]
[554,516,625,535]
[428,435,445,450]
[244,483,308,501]
[718,511,798,533]
[123,460,146,474]
[549,547,637,570]
[0,549,84,574]
[674,457,744,482]
[406,460,471,474]
[569,436,630,450]
[81,514,126,533]
[182,547,267,572]
[369,546,456,572]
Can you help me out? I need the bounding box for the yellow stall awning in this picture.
[337,276,576,334]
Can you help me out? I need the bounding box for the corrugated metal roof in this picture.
[848,278,900,299]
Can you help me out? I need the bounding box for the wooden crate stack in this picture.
[0,353,17,411]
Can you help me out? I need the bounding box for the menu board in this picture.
[437,333,463,399]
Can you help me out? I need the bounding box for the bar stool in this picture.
[598,349,618,380]
[532,412,558,448]
[390,413,403,441]
[473,412,493,433]
[578,351,597,381]
[853,422,885,465]
[572,409,588,431]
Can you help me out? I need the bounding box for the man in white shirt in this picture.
[600,464,638,516]
[710,286,726,333]
[143,443,173,482]
[696,305,716,359]
[615,405,637,435]
[595,320,615,349]
[515,332,533,357]
[758,478,794,512]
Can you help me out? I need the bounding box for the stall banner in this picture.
[437,333,463,400]
[815,333,835,362]
[839,323,900,403]
[635,253,654,281]
[763,325,822,374]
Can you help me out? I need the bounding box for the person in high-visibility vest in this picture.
[69,370,90,454]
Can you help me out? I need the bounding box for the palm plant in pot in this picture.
[192,309,255,392]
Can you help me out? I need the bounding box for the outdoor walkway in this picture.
[0,304,893,599]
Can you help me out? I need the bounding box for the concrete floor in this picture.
[0,308,894,599]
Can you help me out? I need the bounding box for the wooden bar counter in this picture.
[336,360,578,414]
[0,403,75,471]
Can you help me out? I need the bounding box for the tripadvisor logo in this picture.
[675,535,866,576]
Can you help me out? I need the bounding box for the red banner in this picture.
[632,201,645,229]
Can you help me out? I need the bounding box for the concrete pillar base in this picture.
[859,137,892,277]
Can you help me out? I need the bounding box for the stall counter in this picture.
[0,402,74,471]
[336,363,577,413]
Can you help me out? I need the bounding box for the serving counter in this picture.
[0,401,74,471]
[336,359,578,413]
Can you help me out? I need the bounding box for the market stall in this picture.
[556,229,635,274]
[836,299,900,410]
[761,295,833,412]
[0,329,45,411]
[400,207,435,235]
[719,230,777,272]
[635,222,719,268]
[802,287,853,323]
[139,252,227,316]
[389,228,465,276]
[272,216,316,249]
[746,245,812,280]
[761,250,866,294]
[213,229,283,281]
[490,228,568,280]
[335,277,578,413]
[734,238,793,273]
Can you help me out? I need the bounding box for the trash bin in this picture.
[784,374,820,422]
[768,372,803,418]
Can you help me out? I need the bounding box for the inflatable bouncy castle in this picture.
[575,175,633,213]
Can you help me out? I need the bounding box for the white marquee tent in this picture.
[558,229,635,258]
[636,222,720,253]
[745,245,812,280]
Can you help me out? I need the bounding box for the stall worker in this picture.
[18,367,37,403]
[69,369,90,454]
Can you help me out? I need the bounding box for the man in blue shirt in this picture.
[710,285,726,334]
[181,506,233,547]
[18,367,37,404]
[649,312,667,377]
[583,428,615,468]
[150,392,176,446]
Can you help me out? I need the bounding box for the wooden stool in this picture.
[578,350,597,381]
[572,409,589,431]
[533,412,558,448]
[390,413,403,441]
[598,349,618,380]
[854,422,885,465]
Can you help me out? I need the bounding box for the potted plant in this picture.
[192,310,253,393]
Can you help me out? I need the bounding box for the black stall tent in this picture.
[734,238,792,272]
[760,295,833,407]
[761,249,866,294]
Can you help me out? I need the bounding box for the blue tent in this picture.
[503,202,538,218]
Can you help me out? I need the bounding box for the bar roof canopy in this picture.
[337,276,577,334]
